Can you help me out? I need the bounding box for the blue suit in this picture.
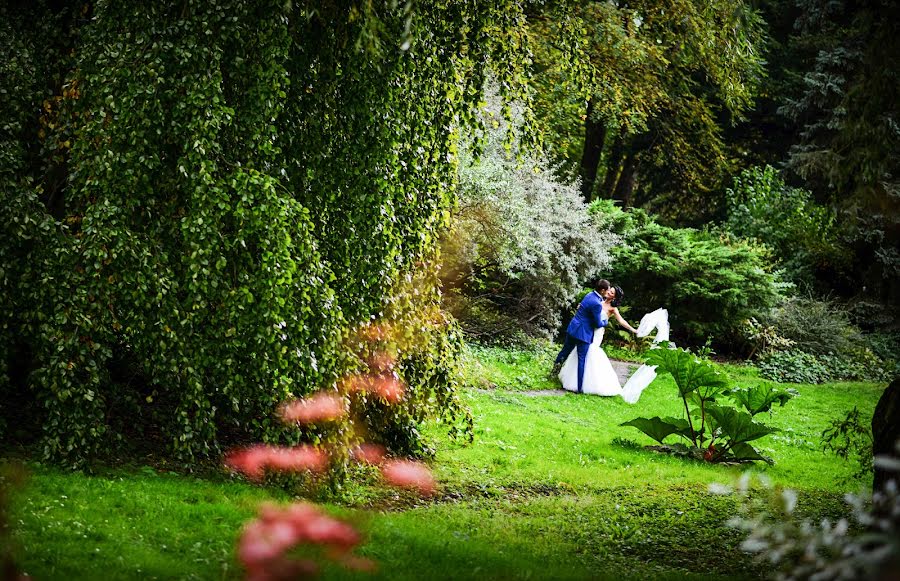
[555,291,608,393]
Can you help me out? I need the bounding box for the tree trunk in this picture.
[872,377,900,493]
[600,133,625,199]
[578,98,606,203]
[613,150,637,206]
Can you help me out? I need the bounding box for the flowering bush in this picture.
[226,325,439,579]
[722,450,900,581]
[442,94,618,342]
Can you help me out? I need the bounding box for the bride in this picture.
[558,286,669,401]
[558,286,636,395]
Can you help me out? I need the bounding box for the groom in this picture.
[553,278,611,393]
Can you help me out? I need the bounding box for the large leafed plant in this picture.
[622,347,796,463]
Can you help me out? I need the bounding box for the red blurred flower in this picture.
[704,443,716,462]
[279,392,346,424]
[381,459,436,495]
[350,443,386,465]
[344,373,405,403]
[370,375,404,403]
[225,445,328,480]
[238,502,365,580]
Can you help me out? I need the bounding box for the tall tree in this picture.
[779,0,900,300]
[531,0,766,221]
[0,0,533,464]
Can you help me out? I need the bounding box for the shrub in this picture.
[758,349,892,384]
[757,350,834,384]
[724,165,849,288]
[739,317,796,359]
[753,296,895,383]
[591,200,787,347]
[442,95,617,341]
[863,331,900,376]
[847,300,900,333]
[758,296,860,356]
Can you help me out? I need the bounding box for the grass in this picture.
[460,341,561,391]
[5,465,282,579]
[4,342,888,580]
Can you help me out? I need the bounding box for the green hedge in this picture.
[591,200,786,346]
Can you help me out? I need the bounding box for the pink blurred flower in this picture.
[238,502,364,580]
[381,459,436,495]
[370,375,404,403]
[345,373,405,403]
[245,558,317,581]
[279,392,346,424]
[225,445,327,481]
[351,443,386,465]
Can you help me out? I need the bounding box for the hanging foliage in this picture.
[0,0,532,465]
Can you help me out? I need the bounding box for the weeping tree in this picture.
[0,0,532,465]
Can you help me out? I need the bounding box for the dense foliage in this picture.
[441,98,617,342]
[0,0,531,465]
[591,200,785,345]
[748,296,895,383]
[780,0,900,302]
[724,165,847,289]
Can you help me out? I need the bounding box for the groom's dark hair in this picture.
[591,278,610,291]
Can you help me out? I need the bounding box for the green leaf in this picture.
[728,385,797,416]
[620,416,693,444]
[704,404,778,445]
[728,442,773,464]
[645,347,728,399]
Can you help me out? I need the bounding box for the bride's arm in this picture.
[612,308,638,334]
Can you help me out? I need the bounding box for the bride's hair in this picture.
[611,286,624,307]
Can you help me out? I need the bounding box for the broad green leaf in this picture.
[728,442,773,464]
[621,416,693,444]
[728,385,797,416]
[645,347,728,399]
[704,404,778,445]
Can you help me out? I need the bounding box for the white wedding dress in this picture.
[558,325,622,395]
[558,308,670,402]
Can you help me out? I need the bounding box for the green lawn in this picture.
[5,345,887,580]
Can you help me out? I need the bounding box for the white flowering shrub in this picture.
[720,450,900,581]
[442,95,618,341]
